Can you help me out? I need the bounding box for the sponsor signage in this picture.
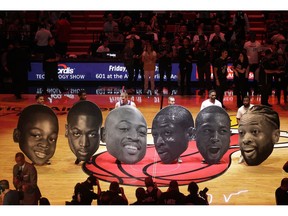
[29,62,253,82]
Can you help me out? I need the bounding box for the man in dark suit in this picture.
[12,152,41,205]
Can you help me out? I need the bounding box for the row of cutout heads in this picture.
[13,101,280,166]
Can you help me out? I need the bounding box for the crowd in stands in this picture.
[95,11,288,100]
[0,11,288,104]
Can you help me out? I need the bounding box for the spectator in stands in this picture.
[185,181,209,205]
[258,49,278,107]
[96,38,110,53]
[209,24,226,64]
[119,15,133,37]
[142,42,157,95]
[98,181,128,205]
[145,25,158,45]
[275,178,288,205]
[158,180,186,205]
[213,48,229,109]
[272,53,287,104]
[215,11,230,33]
[54,12,71,57]
[178,37,193,95]
[6,41,31,99]
[196,11,215,25]
[34,23,52,54]
[0,179,20,205]
[108,25,124,44]
[266,14,286,40]
[42,37,67,94]
[192,23,208,46]
[270,29,286,45]
[66,101,103,165]
[103,13,118,36]
[176,25,191,42]
[7,18,21,43]
[171,37,182,61]
[123,39,135,91]
[195,105,231,165]
[130,31,144,90]
[21,18,32,46]
[157,36,173,94]
[200,89,222,111]
[238,105,280,166]
[232,11,250,46]
[231,51,250,107]
[243,32,262,95]
[194,34,211,96]
[126,26,140,40]
[137,21,147,39]
[115,91,136,108]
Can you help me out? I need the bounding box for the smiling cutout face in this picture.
[13,104,59,165]
[66,101,103,162]
[104,106,147,164]
[195,106,231,165]
[238,105,280,166]
[152,105,194,164]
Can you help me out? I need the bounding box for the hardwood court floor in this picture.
[0,92,288,205]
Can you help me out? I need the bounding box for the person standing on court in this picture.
[178,37,193,95]
[167,95,176,106]
[115,91,136,108]
[157,36,173,94]
[12,152,41,205]
[200,89,222,111]
[213,48,229,109]
[142,42,157,95]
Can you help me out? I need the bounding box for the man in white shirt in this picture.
[115,92,136,108]
[200,89,222,111]
[236,96,254,125]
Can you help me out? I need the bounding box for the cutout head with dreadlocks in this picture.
[238,105,280,166]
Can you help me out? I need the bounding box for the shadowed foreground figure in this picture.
[12,152,41,205]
